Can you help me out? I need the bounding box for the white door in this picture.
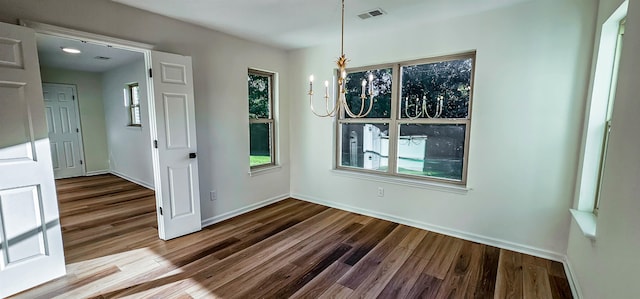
[43,83,84,179]
[0,22,66,297]
[150,51,202,240]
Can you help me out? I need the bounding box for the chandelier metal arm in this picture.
[404,96,425,120]
[309,90,339,117]
[342,94,374,118]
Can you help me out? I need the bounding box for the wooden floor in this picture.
[13,174,573,298]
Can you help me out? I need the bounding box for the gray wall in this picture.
[102,58,154,188]
[567,0,640,298]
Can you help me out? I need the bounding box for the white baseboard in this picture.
[563,256,582,299]
[85,170,109,176]
[201,194,289,228]
[110,170,154,190]
[291,193,566,262]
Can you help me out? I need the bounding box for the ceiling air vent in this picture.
[358,8,385,20]
[94,56,111,60]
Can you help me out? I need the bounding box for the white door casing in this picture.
[43,83,85,179]
[0,23,66,297]
[149,51,202,240]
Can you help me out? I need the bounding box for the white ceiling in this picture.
[112,0,530,50]
[36,33,143,73]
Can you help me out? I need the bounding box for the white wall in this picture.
[289,1,597,258]
[567,0,640,298]
[102,58,154,188]
[0,0,291,222]
[39,67,109,173]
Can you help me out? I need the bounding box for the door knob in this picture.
[189,152,197,159]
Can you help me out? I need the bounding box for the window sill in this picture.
[249,165,281,177]
[570,209,597,240]
[331,169,471,194]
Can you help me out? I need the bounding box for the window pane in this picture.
[250,123,272,166]
[131,85,140,105]
[397,124,466,181]
[340,123,389,171]
[401,58,472,119]
[132,106,141,125]
[344,68,392,118]
[248,73,271,119]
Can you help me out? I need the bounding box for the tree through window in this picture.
[248,70,276,168]
[337,53,475,184]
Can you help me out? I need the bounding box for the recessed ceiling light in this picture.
[61,47,81,54]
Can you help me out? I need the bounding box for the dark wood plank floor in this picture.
[12,174,573,298]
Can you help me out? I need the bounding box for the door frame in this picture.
[20,19,169,237]
[42,83,87,178]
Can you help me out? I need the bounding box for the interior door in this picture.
[43,83,84,179]
[150,51,202,240]
[0,22,66,297]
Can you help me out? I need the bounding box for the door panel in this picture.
[0,82,34,161]
[151,51,201,240]
[168,165,195,218]
[0,36,24,68]
[50,143,60,169]
[0,185,48,263]
[42,83,84,178]
[163,94,191,149]
[0,22,66,298]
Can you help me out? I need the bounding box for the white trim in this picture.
[563,256,583,299]
[249,165,282,176]
[291,192,565,262]
[201,194,289,227]
[110,170,154,190]
[85,170,109,176]
[569,209,597,239]
[331,169,471,194]
[19,20,154,51]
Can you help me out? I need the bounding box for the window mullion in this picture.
[387,64,401,175]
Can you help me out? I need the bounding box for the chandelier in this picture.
[307,0,375,118]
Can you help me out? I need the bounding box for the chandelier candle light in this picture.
[308,0,376,118]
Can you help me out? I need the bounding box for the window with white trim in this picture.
[248,70,276,168]
[570,2,626,238]
[126,82,141,127]
[593,19,625,215]
[337,52,475,185]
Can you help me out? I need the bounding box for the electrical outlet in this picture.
[377,187,384,197]
[210,190,217,201]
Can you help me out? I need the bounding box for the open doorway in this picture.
[24,20,204,242]
[37,33,154,188]
[0,20,203,296]
[35,33,159,262]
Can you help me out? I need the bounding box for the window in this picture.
[337,53,475,185]
[571,3,625,238]
[248,70,276,168]
[594,19,625,214]
[126,83,141,126]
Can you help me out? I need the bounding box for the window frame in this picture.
[335,52,475,186]
[248,69,276,169]
[593,19,625,215]
[126,82,141,127]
